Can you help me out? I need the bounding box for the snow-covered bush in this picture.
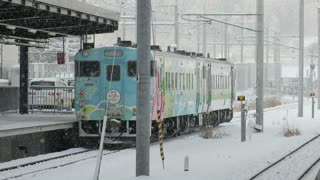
[200,127,229,139]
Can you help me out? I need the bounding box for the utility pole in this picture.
[274,32,281,95]
[197,22,200,53]
[298,0,304,117]
[203,23,207,56]
[213,25,216,58]
[123,11,127,40]
[224,23,228,58]
[136,0,151,176]
[310,50,315,95]
[174,0,179,49]
[0,44,3,79]
[256,0,264,131]
[241,19,244,63]
[203,2,207,57]
[152,12,157,45]
[221,24,224,58]
[265,27,269,91]
[318,6,320,109]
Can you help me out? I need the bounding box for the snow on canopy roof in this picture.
[29,78,64,83]
[0,79,9,83]
[37,0,120,20]
[0,0,119,43]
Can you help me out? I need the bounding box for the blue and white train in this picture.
[74,43,236,140]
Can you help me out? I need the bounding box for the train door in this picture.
[202,63,207,112]
[105,62,123,112]
[230,65,236,105]
[207,64,212,112]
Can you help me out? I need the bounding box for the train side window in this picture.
[75,61,100,77]
[179,73,182,90]
[212,75,214,89]
[171,72,174,90]
[186,74,188,89]
[225,76,228,89]
[188,73,191,89]
[175,73,178,90]
[222,76,224,89]
[191,74,193,89]
[150,61,155,77]
[128,61,136,77]
[166,72,169,90]
[107,65,120,81]
[183,74,185,90]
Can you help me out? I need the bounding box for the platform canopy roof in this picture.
[0,0,119,47]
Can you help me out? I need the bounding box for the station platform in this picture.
[0,113,78,138]
[0,113,78,162]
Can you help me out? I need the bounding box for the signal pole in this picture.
[240,19,244,63]
[0,44,3,79]
[136,0,151,176]
[256,0,264,131]
[203,23,207,56]
[224,23,228,58]
[298,0,304,117]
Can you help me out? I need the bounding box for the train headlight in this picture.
[80,99,85,107]
[82,50,89,57]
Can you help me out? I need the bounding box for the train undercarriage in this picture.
[78,109,233,148]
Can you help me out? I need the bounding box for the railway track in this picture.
[249,133,320,180]
[297,154,320,180]
[0,149,92,173]
[0,130,197,180]
[0,150,120,180]
[0,103,309,180]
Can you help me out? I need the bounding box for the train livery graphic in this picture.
[74,45,236,140]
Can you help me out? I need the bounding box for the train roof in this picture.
[154,50,233,65]
[29,78,64,83]
[77,46,233,66]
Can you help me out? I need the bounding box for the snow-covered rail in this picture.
[297,155,320,180]
[0,150,120,180]
[249,133,320,180]
[233,103,301,121]
[0,149,92,173]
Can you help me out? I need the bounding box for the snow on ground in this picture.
[2,102,320,180]
[0,113,76,130]
[0,148,87,170]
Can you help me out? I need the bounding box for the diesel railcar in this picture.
[74,45,236,140]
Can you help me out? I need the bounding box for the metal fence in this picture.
[28,86,74,113]
[0,86,19,113]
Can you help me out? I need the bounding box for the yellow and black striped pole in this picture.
[157,110,165,169]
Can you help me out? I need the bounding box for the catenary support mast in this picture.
[136,0,151,176]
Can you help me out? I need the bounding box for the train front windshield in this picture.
[75,61,100,77]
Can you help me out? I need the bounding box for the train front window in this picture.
[75,61,100,77]
[128,61,136,77]
[107,65,121,81]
